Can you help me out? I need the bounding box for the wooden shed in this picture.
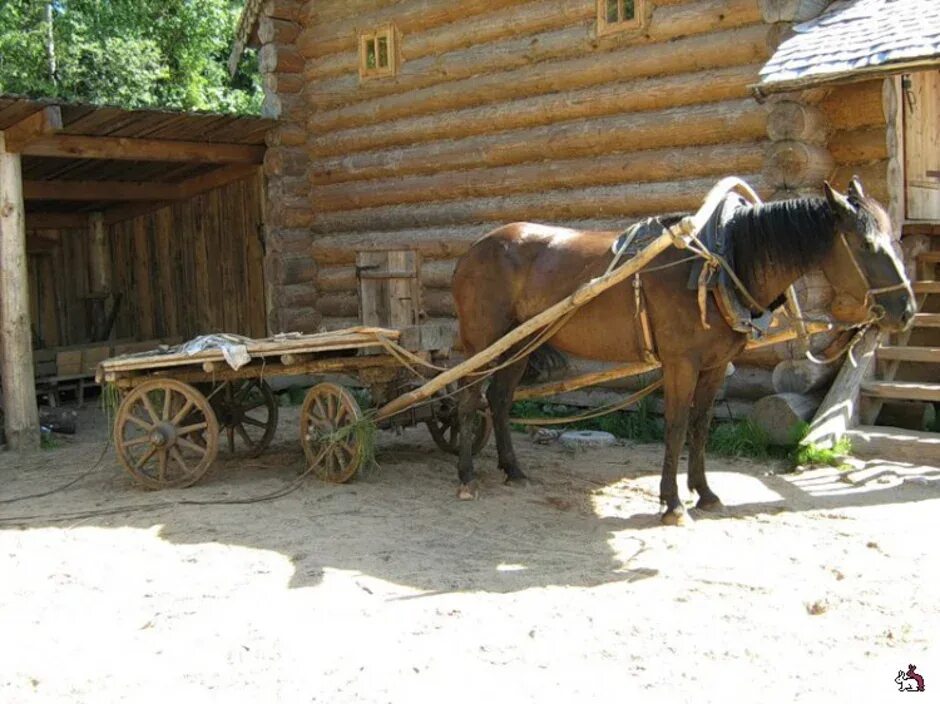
[0,97,275,449]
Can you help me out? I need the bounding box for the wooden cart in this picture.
[96,325,492,489]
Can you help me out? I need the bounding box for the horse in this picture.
[451,178,915,524]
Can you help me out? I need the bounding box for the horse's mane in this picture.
[726,198,836,289]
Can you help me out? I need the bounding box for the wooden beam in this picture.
[0,134,41,450]
[176,164,260,198]
[24,179,181,201]
[20,134,265,164]
[1,107,62,152]
[26,212,86,229]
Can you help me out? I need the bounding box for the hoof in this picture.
[696,495,723,512]
[456,483,479,501]
[503,472,529,487]
[660,506,688,526]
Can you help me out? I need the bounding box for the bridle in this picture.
[835,231,911,324]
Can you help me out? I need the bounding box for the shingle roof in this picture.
[759,0,940,93]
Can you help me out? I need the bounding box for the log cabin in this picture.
[231,0,939,454]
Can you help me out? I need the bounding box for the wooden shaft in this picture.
[743,321,831,350]
[0,135,41,450]
[376,231,681,420]
[513,362,662,401]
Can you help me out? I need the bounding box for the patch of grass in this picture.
[792,436,853,469]
[100,383,123,430]
[707,419,786,461]
[40,431,60,450]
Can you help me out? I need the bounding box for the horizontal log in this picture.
[723,365,775,401]
[310,174,768,235]
[750,392,823,445]
[298,0,520,59]
[264,0,302,22]
[308,219,636,266]
[307,23,777,136]
[766,101,828,143]
[423,288,454,317]
[273,283,318,309]
[828,127,888,164]
[20,135,265,164]
[257,16,300,45]
[316,292,359,318]
[307,0,762,114]
[310,64,760,159]
[263,72,304,96]
[819,80,886,131]
[270,254,317,287]
[259,43,304,75]
[312,142,764,212]
[1,106,62,152]
[772,359,838,394]
[311,99,769,185]
[317,259,456,292]
[764,141,834,189]
[307,0,594,80]
[265,123,307,147]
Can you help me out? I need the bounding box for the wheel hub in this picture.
[149,424,175,447]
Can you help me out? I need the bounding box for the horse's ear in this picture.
[824,181,855,214]
[847,175,866,201]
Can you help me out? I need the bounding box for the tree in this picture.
[0,0,262,114]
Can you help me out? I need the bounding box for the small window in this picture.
[597,0,644,36]
[359,25,397,79]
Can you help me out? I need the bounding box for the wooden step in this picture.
[904,222,940,237]
[917,251,940,263]
[862,381,940,402]
[913,281,940,294]
[914,313,940,328]
[877,346,940,363]
[845,425,940,465]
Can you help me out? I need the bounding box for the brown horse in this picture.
[451,178,914,524]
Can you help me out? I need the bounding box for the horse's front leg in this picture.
[456,385,484,500]
[660,359,698,525]
[486,358,529,484]
[686,364,728,511]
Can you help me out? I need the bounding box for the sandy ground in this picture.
[0,403,938,704]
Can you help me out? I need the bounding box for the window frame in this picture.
[596,0,645,37]
[358,25,398,80]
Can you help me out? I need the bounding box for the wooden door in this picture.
[904,70,940,220]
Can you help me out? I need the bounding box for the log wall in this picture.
[26,172,266,349]
[257,0,780,333]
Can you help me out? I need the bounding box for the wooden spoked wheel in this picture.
[212,379,278,457]
[300,383,364,483]
[114,379,219,489]
[426,395,493,456]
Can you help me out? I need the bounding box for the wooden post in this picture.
[0,133,41,450]
[87,211,112,340]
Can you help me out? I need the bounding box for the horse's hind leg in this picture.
[660,359,698,525]
[456,385,485,500]
[486,357,529,484]
[686,365,727,511]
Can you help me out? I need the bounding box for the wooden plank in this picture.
[801,328,881,449]
[913,313,940,328]
[244,174,267,337]
[25,212,86,229]
[20,135,265,164]
[24,179,180,201]
[861,381,940,403]
[133,217,155,340]
[913,281,940,294]
[1,107,62,152]
[917,251,940,263]
[876,346,940,363]
[845,425,940,464]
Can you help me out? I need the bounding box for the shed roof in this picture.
[0,95,274,227]
[759,0,940,94]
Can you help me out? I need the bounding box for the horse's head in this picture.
[818,177,915,332]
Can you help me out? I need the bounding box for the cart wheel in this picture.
[426,395,493,456]
[114,379,219,489]
[300,382,364,483]
[213,379,278,457]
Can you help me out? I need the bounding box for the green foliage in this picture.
[0,0,261,113]
[707,419,786,461]
[793,436,853,470]
[510,397,664,443]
